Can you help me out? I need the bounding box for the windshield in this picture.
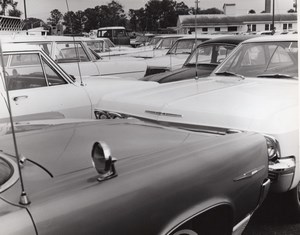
[215,41,298,79]
[148,37,162,46]
[0,157,13,186]
[155,37,180,49]
[185,43,236,65]
[167,39,204,55]
[86,41,104,53]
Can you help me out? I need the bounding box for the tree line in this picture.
[1,0,297,34]
[23,0,224,34]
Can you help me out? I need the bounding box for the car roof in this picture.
[199,35,258,46]
[242,34,298,43]
[0,35,86,43]
[1,42,41,52]
[176,34,224,40]
[97,26,125,30]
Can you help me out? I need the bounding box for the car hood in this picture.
[142,64,217,83]
[98,76,298,134]
[0,119,210,177]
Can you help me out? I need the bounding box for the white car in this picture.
[95,35,299,218]
[82,37,144,59]
[0,43,157,122]
[143,35,223,75]
[119,34,185,59]
[0,35,147,80]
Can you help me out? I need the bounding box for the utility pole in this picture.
[272,0,275,34]
[194,0,199,80]
[23,0,27,20]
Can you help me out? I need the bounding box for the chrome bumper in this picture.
[268,157,296,193]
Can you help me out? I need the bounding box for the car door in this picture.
[1,51,92,121]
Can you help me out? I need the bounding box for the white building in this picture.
[176,13,297,34]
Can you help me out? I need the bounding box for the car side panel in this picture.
[23,133,268,235]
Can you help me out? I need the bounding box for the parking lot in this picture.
[244,194,300,234]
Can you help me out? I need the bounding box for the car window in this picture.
[54,42,89,63]
[5,53,67,90]
[216,41,298,78]
[86,41,104,53]
[11,54,40,66]
[168,40,201,55]
[155,38,179,49]
[0,157,13,186]
[186,44,236,65]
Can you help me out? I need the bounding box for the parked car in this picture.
[0,35,147,79]
[130,33,155,47]
[122,34,185,59]
[142,35,222,76]
[0,117,270,234]
[96,26,130,45]
[82,37,145,59]
[0,43,158,122]
[141,35,255,83]
[94,35,299,217]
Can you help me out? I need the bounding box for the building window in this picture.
[215,27,220,31]
[202,27,208,32]
[247,24,256,32]
[288,23,292,29]
[283,23,287,30]
[228,26,237,32]
[265,24,271,30]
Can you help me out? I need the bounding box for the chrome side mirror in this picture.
[91,141,117,182]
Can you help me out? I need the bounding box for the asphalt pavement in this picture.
[243,194,300,235]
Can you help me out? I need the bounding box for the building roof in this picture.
[178,13,297,27]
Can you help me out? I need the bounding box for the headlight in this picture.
[264,135,281,161]
[94,110,110,119]
[94,110,126,119]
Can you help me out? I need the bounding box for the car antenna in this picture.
[0,41,30,205]
[65,0,84,86]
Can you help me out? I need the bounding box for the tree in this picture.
[47,9,63,26]
[175,1,190,15]
[23,17,45,30]
[98,1,127,27]
[83,6,101,32]
[190,7,224,15]
[248,9,256,14]
[144,0,162,32]
[0,0,20,16]
[8,8,21,17]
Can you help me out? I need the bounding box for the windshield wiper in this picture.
[215,71,245,80]
[257,73,295,79]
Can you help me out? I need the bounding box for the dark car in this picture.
[0,118,270,235]
[140,35,255,83]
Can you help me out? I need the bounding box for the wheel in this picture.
[172,229,198,235]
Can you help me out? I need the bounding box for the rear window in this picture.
[0,157,13,186]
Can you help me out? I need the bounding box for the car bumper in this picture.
[268,157,296,193]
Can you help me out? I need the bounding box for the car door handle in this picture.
[13,95,28,102]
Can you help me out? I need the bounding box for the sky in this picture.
[15,0,296,21]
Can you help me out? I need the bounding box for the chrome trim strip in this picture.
[145,110,182,118]
[233,165,266,181]
[232,213,251,235]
